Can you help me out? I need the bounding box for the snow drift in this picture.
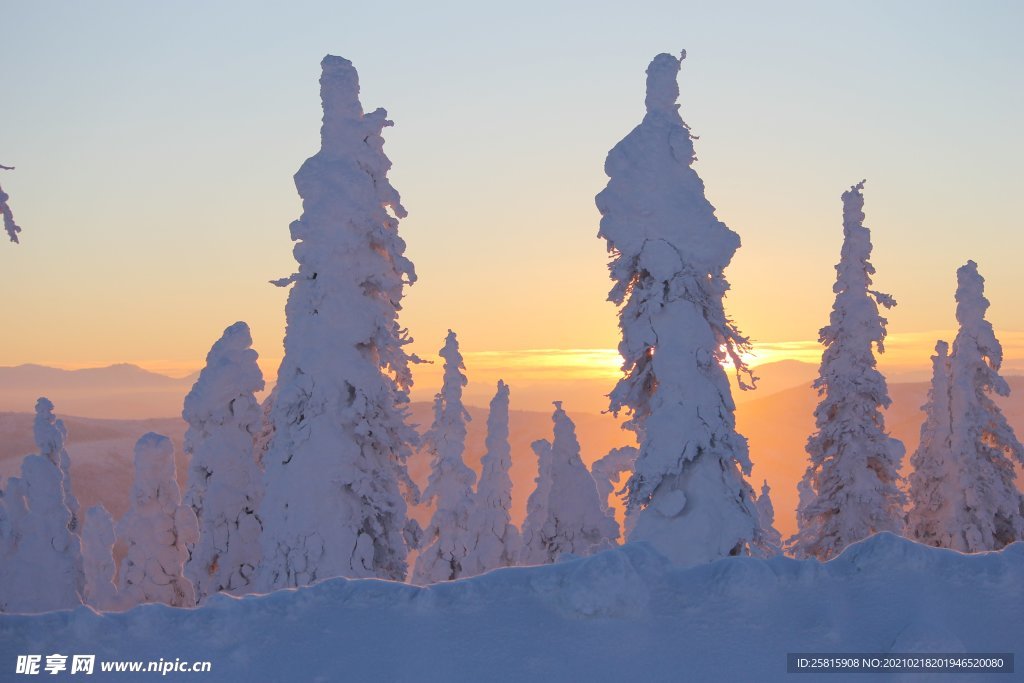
[2,534,1020,681]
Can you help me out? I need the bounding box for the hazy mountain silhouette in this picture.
[731,359,819,402]
[0,364,198,418]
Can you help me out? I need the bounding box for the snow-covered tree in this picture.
[34,397,80,533]
[520,436,554,564]
[462,380,520,577]
[596,51,763,566]
[0,467,83,613]
[118,433,198,608]
[258,55,421,588]
[789,181,905,561]
[412,331,477,584]
[1,163,22,243]
[0,400,84,612]
[183,322,265,602]
[1,489,17,584]
[253,386,276,469]
[753,481,783,557]
[0,481,27,609]
[81,505,123,611]
[590,446,637,515]
[906,341,953,546]
[907,263,1024,551]
[519,403,618,565]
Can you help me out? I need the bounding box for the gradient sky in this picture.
[1,1,1022,411]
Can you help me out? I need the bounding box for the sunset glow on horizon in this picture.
[19,328,1024,416]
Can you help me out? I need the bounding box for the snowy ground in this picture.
[2,533,1020,682]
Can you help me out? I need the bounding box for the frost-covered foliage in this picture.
[0,467,83,613]
[462,380,520,577]
[0,405,85,613]
[595,52,762,566]
[590,446,637,514]
[258,56,420,588]
[520,403,618,564]
[789,181,906,561]
[908,264,1024,551]
[906,341,954,546]
[0,163,21,244]
[253,387,276,470]
[118,433,198,608]
[183,322,265,601]
[33,398,80,533]
[753,481,783,557]
[520,436,554,564]
[81,505,123,611]
[413,331,477,584]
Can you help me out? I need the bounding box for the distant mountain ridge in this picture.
[731,359,818,402]
[0,363,200,418]
[2,359,826,418]
[0,363,198,386]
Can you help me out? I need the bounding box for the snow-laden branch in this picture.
[1,164,22,243]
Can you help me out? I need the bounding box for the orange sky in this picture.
[3,4,1022,418]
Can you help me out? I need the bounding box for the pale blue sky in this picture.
[1,1,1022,394]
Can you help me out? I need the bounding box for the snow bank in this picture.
[3,534,1018,681]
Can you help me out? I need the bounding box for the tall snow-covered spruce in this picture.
[34,398,80,533]
[462,380,520,577]
[258,56,420,587]
[519,403,618,564]
[596,51,762,566]
[118,433,198,608]
[183,322,265,601]
[906,341,954,546]
[789,181,905,561]
[0,399,84,613]
[412,331,477,584]
[908,263,1024,550]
